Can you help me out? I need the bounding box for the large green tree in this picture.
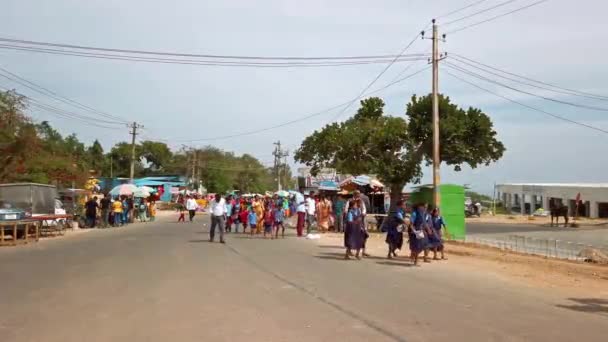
[295,95,505,207]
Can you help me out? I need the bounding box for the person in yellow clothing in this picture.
[252,196,265,234]
[149,201,157,222]
[112,198,123,226]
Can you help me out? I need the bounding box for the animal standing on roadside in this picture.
[550,203,569,227]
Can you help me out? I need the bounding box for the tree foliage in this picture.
[295,94,505,204]
[0,90,275,191]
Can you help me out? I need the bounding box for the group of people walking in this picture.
[384,201,447,265]
[84,195,156,228]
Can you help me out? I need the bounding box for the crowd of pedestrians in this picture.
[83,195,157,228]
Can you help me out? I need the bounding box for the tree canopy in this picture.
[295,94,505,204]
[0,90,276,192]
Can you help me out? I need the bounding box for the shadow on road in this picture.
[376,261,415,268]
[314,255,347,261]
[556,298,608,315]
[188,239,212,243]
[317,245,345,249]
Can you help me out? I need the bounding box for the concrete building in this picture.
[496,183,608,218]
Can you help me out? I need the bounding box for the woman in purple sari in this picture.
[344,199,365,260]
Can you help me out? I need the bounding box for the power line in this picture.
[449,55,608,102]
[444,68,608,135]
[0,85,123,129]
[437,0,491,19]
[445,0,550,34]
[0,36,430,61]
[156,65,430,143]
[328,24,429,122]
[0,66,128,123]
[0,44,429,68]
[443,0,520,26]
[450,53,608,101]
[444,61,608,112]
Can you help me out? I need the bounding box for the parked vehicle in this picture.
[0,200,31,239]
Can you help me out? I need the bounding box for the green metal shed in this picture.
[409,184,466,240]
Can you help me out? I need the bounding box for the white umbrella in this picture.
[109,184,138,196]
[139,186,157,193]
[133,189,151,198]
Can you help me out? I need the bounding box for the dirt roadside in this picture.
[316,232,608,297]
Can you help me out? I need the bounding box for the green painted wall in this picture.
[409,184,466,240]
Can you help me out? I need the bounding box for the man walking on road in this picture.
[185,195,198,222]
[209,193,227,243]
[99,195,111,228]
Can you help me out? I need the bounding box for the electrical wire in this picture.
[450,53,608,101]
[0,44,429,68]
[0,66,128,124]
[328,24,429,122]
[445,0,550,34]
[444,68,608,135]
[444,61,608,112]
[449,55,608,102]
[437,0,491,19]
[443,0,520,26]
[154,65,430,143]
[0,36,431,62]
[0,85,123,129]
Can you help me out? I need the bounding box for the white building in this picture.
[496,183,608,218]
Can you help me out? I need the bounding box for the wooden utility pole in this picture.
[273,141,289,191]
[128,122,142,183]
[431,19,442,208]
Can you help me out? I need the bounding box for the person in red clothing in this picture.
[263,204,275,239]
[239,204,249,234]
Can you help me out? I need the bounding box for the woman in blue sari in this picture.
[429,208,447,260]
[344,199,365,260]
[385,200,407,259]
[408,203,430,265]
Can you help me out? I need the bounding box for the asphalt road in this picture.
[467,222,608,247]
[1,215,607,342]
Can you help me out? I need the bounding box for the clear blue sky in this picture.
[1,0,607,194]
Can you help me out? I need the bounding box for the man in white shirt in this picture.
[295,194,306,237]
[209,193,227,243]
[185,195,198,222]
[305,192,317,235]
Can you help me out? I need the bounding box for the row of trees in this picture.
[0,90,279,193]
[295,94,505,207]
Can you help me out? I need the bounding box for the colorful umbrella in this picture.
[109,184,138,196]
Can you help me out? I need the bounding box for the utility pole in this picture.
[128,121,142,183]
[423,19,446,207]
[110,155,113,178]
[273,141,289,191]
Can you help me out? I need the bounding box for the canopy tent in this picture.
[318,180,339,191]
[139,186,157,193]
[339,175,384,192]
[133,180,185,187]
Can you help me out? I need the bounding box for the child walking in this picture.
[177,203,186,223]
[248,209,258,237]
[239,206,249,234]
[263,205,274,239]
[273,204,286,238]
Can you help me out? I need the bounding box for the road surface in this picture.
[1,215,606,342]
[468,221,608,247]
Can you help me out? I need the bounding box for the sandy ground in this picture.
[318,232,608,297]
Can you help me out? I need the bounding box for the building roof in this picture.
[498,183,608,188]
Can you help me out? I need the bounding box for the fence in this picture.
[463,235,608,261]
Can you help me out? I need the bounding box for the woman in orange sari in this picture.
[252,195,265,234]
[316,194,332,233]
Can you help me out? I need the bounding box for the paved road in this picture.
[467,222,608,247]
[1,215,607,342]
